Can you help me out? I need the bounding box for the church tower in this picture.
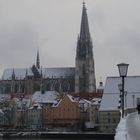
[75,2,96,93]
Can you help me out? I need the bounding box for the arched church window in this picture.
[46,82,51,91]
[5,83,11,93]
[54,82,59,92]
[79,44,86,59]
[82,64,86,75]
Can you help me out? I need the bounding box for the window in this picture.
[82,64,86,75]
[107,113,110,116]
[113,119,116,123]
[106,126,108,129]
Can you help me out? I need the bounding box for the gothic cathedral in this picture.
[0,3,96,95]
[75,2,96,93]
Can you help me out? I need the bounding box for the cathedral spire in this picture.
[36,50,40,69]
[75,2,96,93]
[80,1,90,41]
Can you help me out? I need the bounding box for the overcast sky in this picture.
[0,0,140,85]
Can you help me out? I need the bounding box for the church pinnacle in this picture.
[80,1,90,41]
[36,50,40,69]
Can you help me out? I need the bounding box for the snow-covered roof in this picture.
[67,94,78,103]
[41,67,75,78]
[2,67,75,80]
[52,99,62,107]
[32,91,60,104]
[91,98,101,102]
[79,99,91,104]
[0,94,10,102]
[79,98,101,106]
[29,103,42,110]
[91,98,102,105]
[100,76,140,111]
[2,68,33,80]
[52,95,78,107]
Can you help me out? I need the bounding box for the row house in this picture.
[0,90,101,131]
[42,95,80,129]
[79,98,101,130]
[26,103,42,130]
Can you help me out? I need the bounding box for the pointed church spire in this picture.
[36,50,40,69]
[12,68,15,80]
[25,68,28,77]
[80,1,90,41]
[75,2,96,93]
[11,68,16,95]
[40,66,43,77]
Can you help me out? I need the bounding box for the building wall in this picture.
[0,76,75,95]
[89,105,98,123]
[43,95,80,128]
[16,110,26,128]
[26,107,42,129]
[79,101,99,130]
[125,108,136,114]
[99,110,120,133]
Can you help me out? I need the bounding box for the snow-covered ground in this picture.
[115,112,140,140]
[115,117,127,140]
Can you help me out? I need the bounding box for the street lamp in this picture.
[117,63,129,118]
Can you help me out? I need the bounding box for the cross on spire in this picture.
[80,0,90,41]
[83,0,85,6]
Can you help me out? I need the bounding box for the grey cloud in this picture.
[0,23,37,67]
[0,0,140,84]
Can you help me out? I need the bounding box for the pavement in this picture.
[126,112,140,140]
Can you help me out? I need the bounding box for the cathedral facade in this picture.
[0,3,96,96]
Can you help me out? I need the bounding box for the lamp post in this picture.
[125,91,127,108]
[118,83,122,110]
[117,63,129,118]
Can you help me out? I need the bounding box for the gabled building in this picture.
[79,98,101,130]
[99,76,140,133]
[26,103,42,130]
[42,94,80,129]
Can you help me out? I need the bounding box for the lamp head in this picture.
[117,63,129,77]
